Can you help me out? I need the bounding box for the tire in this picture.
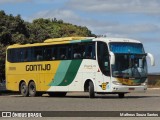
[118,93,125,98]
[48,92,67,97]
[20,81,29,97]
[28,81,37,97]
[89,81,95,98]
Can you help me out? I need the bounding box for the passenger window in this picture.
[44,48,52,60]
[51,47,58,60]
[83,43,95,59]
[73,44,85,59]
[34,47,43,61]
[58,47,68,60]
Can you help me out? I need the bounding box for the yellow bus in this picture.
[6,37,155,98]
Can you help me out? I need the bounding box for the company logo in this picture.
[26,64,51,71]
[1,112,42,118]
[2,112,11,117]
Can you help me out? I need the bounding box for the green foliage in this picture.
[0,44,6,80]
[155,80,160,87]
[0,10,96,80]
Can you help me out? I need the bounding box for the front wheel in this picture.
[20,81,29,97]
[89,81,95,98]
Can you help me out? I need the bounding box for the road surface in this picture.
[0,88,160,120]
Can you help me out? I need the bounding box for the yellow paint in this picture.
[7,37,92,49]
[44,37,91,43]
[116,78,140,86]
[102,83,106,90]
[6,61,60,91]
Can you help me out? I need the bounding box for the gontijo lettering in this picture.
[26,64,51,71]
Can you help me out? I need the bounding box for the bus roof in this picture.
[93,37,141,44]
[44,37,94,43]
[7,37,141,49]
[7,37,94,49]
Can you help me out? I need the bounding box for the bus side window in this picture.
[73,44,82,59]
[23,49,28,61]
[58,46,68,60]
[44,48,52,60]
[34,47,43,61]
[7,49,14,62]
[83,43,95,59]
[51,47,58,60]
[68,45,72,59]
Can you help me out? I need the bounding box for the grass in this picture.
[148,79,160,88]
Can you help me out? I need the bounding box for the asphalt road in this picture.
[0,89,160,120]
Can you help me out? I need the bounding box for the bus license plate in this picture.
[129,88,135,90]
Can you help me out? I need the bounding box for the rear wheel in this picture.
[89,81,95,98]
[28,81,37,97]
[48,92,67,97]
[118,93,125,98]
[20,81,29,97]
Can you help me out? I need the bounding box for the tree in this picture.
[0,44,6,80]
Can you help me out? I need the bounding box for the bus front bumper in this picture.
[112,85,147,93]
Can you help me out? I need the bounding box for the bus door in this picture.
[97,41,111,91]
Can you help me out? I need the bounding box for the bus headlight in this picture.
[112,81,122,85]
[141,82,147,86]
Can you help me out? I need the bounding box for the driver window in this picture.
[97,41,110,76]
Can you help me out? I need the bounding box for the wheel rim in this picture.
[29,84,35,94]
[21,83,27,94]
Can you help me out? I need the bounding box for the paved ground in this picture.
[0,88,160,120]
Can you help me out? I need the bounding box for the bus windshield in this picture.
[109,42,147,78]
[112,54,147,78]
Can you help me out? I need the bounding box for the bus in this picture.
[6,37,155,98]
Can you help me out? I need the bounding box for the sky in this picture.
[0,0,160,73]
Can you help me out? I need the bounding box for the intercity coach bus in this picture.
[6,37,155,98]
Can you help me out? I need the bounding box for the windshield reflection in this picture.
[112,54,147,79]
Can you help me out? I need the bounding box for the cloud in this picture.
[67,0,160,15]
[29,9,118,32]
[0,0,32,4]
[30,9,80,23]
[30,9,160,37]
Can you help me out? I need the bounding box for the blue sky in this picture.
[0,0,160,73]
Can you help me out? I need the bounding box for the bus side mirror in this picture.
[110,52,115,65]
[147,53,155,66]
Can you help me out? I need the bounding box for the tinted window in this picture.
[58,46,68,60]
[97,41,110,76]
[7,42,96,63]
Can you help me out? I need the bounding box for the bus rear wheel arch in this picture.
[19,81,29,97]
[84,80,95,98]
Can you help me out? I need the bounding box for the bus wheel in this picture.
[118,93,125,98]
[20,82,29,97]
[48,92,67,97]
[28,81,37,97]
[89,81,95,98]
